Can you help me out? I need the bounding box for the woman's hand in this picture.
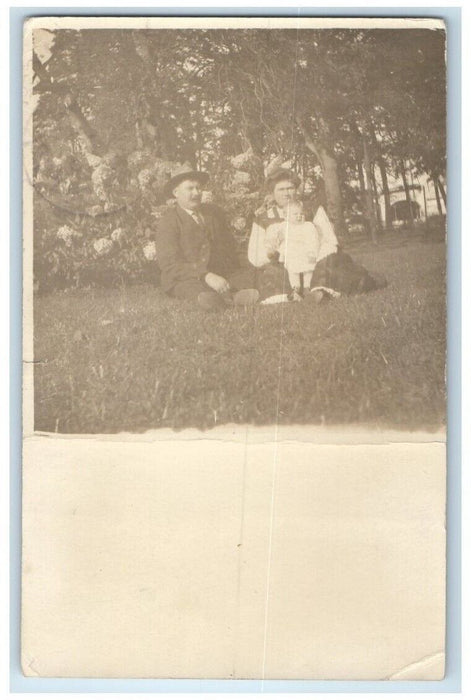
[266,248,280,262]
[204,272,231,294]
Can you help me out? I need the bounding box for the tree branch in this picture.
[33,48,103,156]
[296,117,323,169]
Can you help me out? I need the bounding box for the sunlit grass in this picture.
[34,238,446,433]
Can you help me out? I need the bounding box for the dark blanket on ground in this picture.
[310,249,386,295]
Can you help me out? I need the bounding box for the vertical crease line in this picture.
[233,298,259,677]
[260,17,301,690]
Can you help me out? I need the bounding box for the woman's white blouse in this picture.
[247,205,339,268]
[247,219,272,267]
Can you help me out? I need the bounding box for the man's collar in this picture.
[182,207,198,217]
[176,205,206,229]
[177,204,201,217]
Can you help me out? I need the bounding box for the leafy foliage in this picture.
[32,26,446,291]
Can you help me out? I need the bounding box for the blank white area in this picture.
[22,438,445,679]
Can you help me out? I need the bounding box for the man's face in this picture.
[273,180,297,207]
[172,179,202,210]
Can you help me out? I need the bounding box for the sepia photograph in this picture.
[20,16,451,682]
[28,18,446,435]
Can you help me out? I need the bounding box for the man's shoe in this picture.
[373,273,387,290]
[197,291,226,311]
[233,288,260,307]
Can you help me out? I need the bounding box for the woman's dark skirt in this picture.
[310,249,386,295]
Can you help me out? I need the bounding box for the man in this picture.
[154,165,260,311]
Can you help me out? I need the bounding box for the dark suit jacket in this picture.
[155,203,240,293]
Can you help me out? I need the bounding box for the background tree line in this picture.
[32,27,446,291]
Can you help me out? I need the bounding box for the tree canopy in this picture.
[32,26,446,289]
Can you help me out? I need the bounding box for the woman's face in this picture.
[272,179,297,207]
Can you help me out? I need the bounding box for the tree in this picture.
[33,26,446,240]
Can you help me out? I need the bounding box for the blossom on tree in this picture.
[93,237,113,255]
[137,168,154,190]
[111,227,126,243]
[56,225,80,246]
[143,241,157,261]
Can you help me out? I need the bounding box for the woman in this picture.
[248,168,386,300]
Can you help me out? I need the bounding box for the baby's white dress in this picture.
[266,220,321,273]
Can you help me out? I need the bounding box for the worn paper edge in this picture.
[24,16,446,32]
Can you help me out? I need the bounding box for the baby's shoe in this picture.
[288,287,303,302]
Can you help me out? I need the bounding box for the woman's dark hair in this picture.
[265,168,301,192]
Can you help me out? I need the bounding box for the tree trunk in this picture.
[63,94,101,155]
[317,146,346,237]
[243,126,265,186]
[368,125,392,230]
[370,163,382,229]
[400,160,415,225]
[132,34,178,159]
[433,178,443,215]
[357,160,371,236]
[378,155,392,229]
[301,151,306,195]
[299,118,346,236]
[358,160,366,195]
[362,135,378,243]
[265,154,285,177]
[437,177,447,207]
[33,49,103,158]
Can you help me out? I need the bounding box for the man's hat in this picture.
[265,168,301,191]
[164,164,209,198]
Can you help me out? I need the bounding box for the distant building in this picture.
[377,171,446,225]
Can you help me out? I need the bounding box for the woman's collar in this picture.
[268,206,285,219]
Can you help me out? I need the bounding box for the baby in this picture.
[265,201,321,299]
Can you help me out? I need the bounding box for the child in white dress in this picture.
[265,201,321,299]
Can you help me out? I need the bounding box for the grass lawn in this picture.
[33,235,446,433]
